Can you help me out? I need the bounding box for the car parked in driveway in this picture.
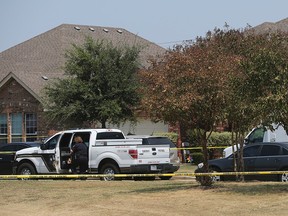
[204,142,288,182]
[0,142,41,174]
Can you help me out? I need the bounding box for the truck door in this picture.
[70,132,91,169]
[55,133,73,172]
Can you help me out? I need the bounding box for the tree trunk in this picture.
[200,131,209,172]
[101,120,106,128]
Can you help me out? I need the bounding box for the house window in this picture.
[0,114,7,144]
[11,113,22,142]
[25,113,37,141]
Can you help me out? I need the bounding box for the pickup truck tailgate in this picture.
[137,145,170,164]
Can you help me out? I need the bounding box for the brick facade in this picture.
[0,78,47,142]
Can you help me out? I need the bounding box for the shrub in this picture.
[191,152,204,164]
[152,132,178,143]
[208,132,232,146]
[186,130,232,147]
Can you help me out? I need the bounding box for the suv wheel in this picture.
[280,172,288,182]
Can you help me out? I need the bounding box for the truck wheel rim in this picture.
[212,175,221,182]
[103,168,115,181]
[21,168,32,175]
[281,173,288,182]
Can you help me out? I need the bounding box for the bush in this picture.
[191,152,204,164]
[186,130,232,147]
[208,132,232,146]
[152,132,178,143]
[186,129,202,146]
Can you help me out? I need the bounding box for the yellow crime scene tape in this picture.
[0,151,16,154]
[171,146,228,150]
[0,171,287,180]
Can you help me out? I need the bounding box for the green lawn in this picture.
[177,163,197,173]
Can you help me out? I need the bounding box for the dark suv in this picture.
[0,142,41,174]
[207,142,288,182]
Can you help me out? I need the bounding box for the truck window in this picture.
[247,128,265,144]
[45,134,61,149]
[73,132,91,147]
[96,132,124,140]
[60,133,73,148]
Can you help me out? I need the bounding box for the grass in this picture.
[1,164,288,216]
[177,163,197,173]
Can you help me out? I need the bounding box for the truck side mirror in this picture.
[40,143,47,150]
[244,138,249,145]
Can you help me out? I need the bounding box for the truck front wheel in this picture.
[17,163,37,180]
[100,163,120,181]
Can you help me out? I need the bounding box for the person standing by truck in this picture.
[70,136,88,174]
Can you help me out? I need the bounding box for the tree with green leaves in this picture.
[140,31,238,186]
[43,37,142,129]
[140,27,288,185]
[223,30,288,179]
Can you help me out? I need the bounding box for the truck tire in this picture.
[159,176,172,180]
[279,168,288,182]
[17,163,36,180]
[134,176,156,181]
[100,163,120,181]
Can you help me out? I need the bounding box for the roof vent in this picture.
[89,27,95,32]
[41,76,48,80]
[117,29,123,34]
[103,28,109,33]
[74,26,80,31]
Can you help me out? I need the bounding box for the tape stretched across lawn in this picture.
[0,171,287,179]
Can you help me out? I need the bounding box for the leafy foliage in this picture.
[43,37,142,128]
[140,26,288,179]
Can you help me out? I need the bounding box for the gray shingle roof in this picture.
[252,17,288,34]
[0,24,166,98]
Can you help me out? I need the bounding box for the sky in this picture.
[1,0,288,52]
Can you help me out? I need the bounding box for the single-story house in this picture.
[0,24,168,143]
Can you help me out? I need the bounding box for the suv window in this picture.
[0,144,26,151]
[282,147,288,155]
[243,145,261,157]
[143,137,176,148]
[260,145,280,156]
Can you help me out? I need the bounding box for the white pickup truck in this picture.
[13,128,172,180]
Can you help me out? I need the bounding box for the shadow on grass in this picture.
[220,182,288,195]
[127,182,204,193]
[124,180,288,195]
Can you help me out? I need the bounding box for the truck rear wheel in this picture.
[17,163,36,180]
[100,163,120,181]
[159,176,172,180]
